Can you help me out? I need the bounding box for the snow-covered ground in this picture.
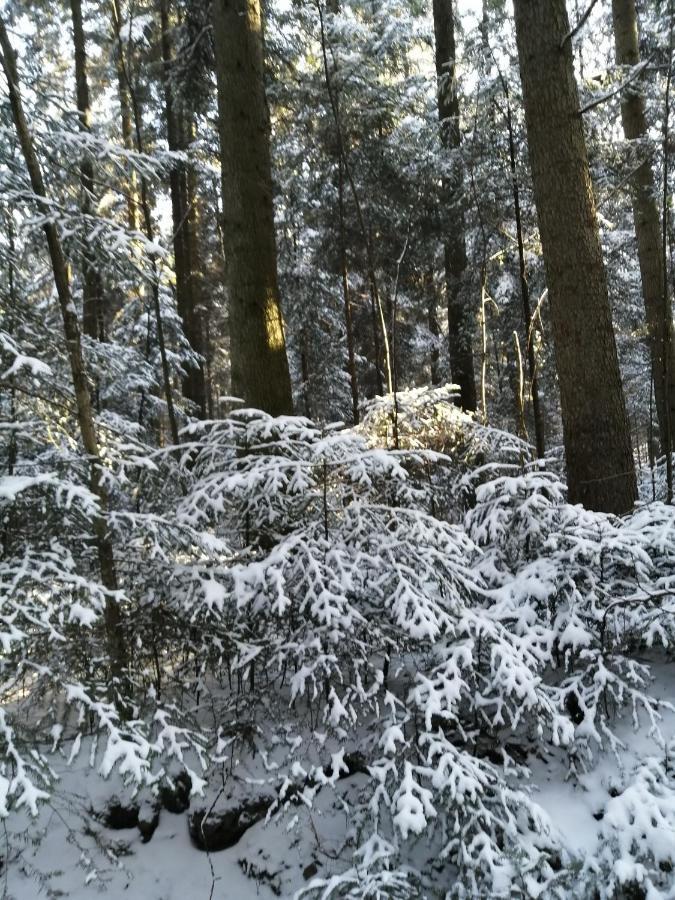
[7,721,366,898]
[7,659,675,899]
[534,661,675,857]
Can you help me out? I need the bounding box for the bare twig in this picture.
[560,0,600,49]
[579,60,649,116]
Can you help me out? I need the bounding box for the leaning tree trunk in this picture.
[0,15,128,693]
[159,0,206,417]
[432,0,477,412]
[512,0,637,514]
[211,0,293,416]
[612,0,675,454]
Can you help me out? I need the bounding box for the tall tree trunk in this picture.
[2,215,18,551]
[427,269,442,385]
[211,0,293,415]
[185,144,208,415]
[113,5,179,444]
[318,2,386,398]
[328,0,360,423]
[0,16,128,694]
[512,0,637,514]
[110,0,138,232]
[500,70,545,458]
[159,0,206,417]
[337,160,360,423]
[70,0,103,343]
[432,0,477,411]
[612,0,675,453]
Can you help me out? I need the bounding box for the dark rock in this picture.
[617,881,647,900]
[313,751,369,787]
[189,795,273,852]
[239,857,282,895]
[473,738,530,767]
[564,690,584,726]
[103,799,140,830]
[340,752,369,777]
[279,780,305,805]
[303,862,319,880]
[159,768,192,814]
[138,800,161,843]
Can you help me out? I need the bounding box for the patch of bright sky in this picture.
[458,0,487,31]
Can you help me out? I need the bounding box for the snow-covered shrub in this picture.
[297,833,422,898]
[173,407,573,893]
[359,384,534,522]
[599,751,675,897]
[0,455,211,810]
[359,383,531,465]
[5,384,675,896]
[466,466,675,776]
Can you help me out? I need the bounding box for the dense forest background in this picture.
[2,0,673,502]
[3,0,675,897]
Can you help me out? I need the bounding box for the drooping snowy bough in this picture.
[2,385,675,896]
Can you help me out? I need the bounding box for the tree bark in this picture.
[110,0,139,232]
[512,0,637,513]
[426,269,442,385]
[612,0,675,453]
[69,0,103,343]
[432,0,477,412]
[500,70,545,458]
[338,158,359,423]
[0,15,128,692]
[211,0,293,415]
[159,0,206,417]
[112,5,179,445]
[318,2,385,398]
[327,0,360,423]
[185,145,208,415]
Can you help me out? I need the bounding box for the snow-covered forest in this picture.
[3,0,675,896]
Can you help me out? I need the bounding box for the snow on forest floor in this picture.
[6,658,675,899]
[6,722,366,899]
[532,658,675,860]
[525,656,675,900]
